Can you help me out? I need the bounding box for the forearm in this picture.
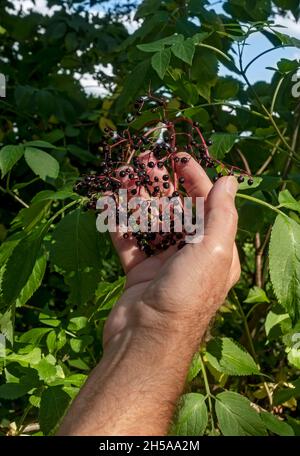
[58,309,212,436]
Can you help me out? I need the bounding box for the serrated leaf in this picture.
[16,252,47,308]
[172,393,208,436]
[49,209,102,305]
[1,228,45,310]
[260,411,294,436]
[171,38,195,65]
[209,133,238,159]
[137,34,183,52]
[215,391,267,436]
[24,147,59,181]
[244,286,270,304]
[39,386,71,435]
[151,48,171,79]
[0,145,24,178]
[269,215,300,321]
[206,337,260,376]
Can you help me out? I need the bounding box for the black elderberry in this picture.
[163,182,170,189]
[123,233,129,239]
[179,177,185,184]
[148,161,155,168]
[181,157,188,164]
[207,139,213,146]
[157,162,164,169]
[162,175,169,181]
[238,175,245,183]
[248,178,254,186]
[131,189,137,195]
[119,170,126,178]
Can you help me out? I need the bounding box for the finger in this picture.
[175,152,212,199]
[203,176,238,256]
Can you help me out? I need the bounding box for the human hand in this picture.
[104,153,240,350]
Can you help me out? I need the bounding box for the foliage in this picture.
[0,0,300,436]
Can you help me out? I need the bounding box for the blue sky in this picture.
[208,1,300,83]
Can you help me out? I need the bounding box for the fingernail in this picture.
[225,176,238,197]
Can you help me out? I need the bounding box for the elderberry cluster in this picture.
[74,94,253,256]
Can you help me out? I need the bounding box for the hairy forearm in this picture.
[58,307,213,436]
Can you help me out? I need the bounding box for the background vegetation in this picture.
[0,0,300,436]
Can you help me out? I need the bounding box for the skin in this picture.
[58,154,240,436]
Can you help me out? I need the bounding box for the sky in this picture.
[7,0,300,94]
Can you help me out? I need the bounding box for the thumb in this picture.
[203,176,238,254]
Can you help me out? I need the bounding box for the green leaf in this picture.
[260,411,294,436]
[0,145,24,178]
[137,34,183,52]
[49,209,102,305]
[269,215,300,321]
[36,357,58,384]
[278,189,300,213]
[1,228,45,309]
[115,59,151,113]
[265,307,289,336]
[273,378,300,405]
[16,252,47,308]
[181,106,209,124]
[214,77,240,100]
[187,353,201,382]
[24,147,59,181]
[244,286,270,304]
[238,176,262,190]
[171,38,195,65]
[0,383,30,400]
[209,133,238,160]
[206,337,260,376]
[39,386,71,435]
[288,346,300,369]
[151,48,171,79]
[215,391,267,436]
[6,348,41,366]
[11,201,52,232]
[19,328,52,346]
[172,393,208,436]
[24,140,57,149]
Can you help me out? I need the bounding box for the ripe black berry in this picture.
[248,178,254,186]
[238,175,245,183]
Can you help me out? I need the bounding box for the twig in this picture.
[256,132,285,175]
[0,185,29,208]
[236,148,251,175]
